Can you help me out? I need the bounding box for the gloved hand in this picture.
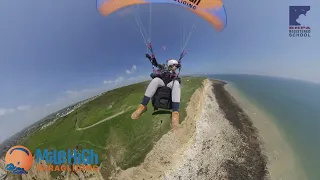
[176,64,181,68]
[150,72,159,79]
[145,53,151,59]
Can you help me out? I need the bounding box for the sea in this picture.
[209,74,320,180]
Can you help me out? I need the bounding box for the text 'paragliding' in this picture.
[173,0,201,10]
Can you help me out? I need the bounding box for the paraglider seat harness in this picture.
[145,46,185,111]
[151,74,181,111]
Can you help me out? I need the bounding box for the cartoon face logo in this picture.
[5,146,33,174]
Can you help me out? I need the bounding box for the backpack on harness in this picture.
[151,86,172,110]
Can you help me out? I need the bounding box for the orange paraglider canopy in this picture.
[97,0,227,32]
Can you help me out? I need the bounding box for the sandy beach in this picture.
[225,82,308,180]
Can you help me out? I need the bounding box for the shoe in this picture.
[171,111,180,130]
[131,104,147,120]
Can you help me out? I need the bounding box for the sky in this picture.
[0,0,319,143]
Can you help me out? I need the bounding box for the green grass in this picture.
[20,77,205,178]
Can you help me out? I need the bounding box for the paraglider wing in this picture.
[97,0,227,32]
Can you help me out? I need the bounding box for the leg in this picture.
[143,77,165,105]
[131,78,165,120]
[167,80,181,111]
[167,80,181,130]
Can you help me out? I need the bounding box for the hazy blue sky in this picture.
[0,0,319,142]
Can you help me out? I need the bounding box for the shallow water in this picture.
[209,74,320,180]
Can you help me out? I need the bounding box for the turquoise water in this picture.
[210,74,320,180]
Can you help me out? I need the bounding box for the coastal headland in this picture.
[0,78,305,180]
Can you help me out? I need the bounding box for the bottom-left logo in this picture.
[5,145,33,174]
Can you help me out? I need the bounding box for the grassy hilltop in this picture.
[19,77,205,178]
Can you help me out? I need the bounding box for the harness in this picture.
[147,43,185,86]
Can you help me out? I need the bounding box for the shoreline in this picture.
[211,80,268,179]
[224,82,308,180]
